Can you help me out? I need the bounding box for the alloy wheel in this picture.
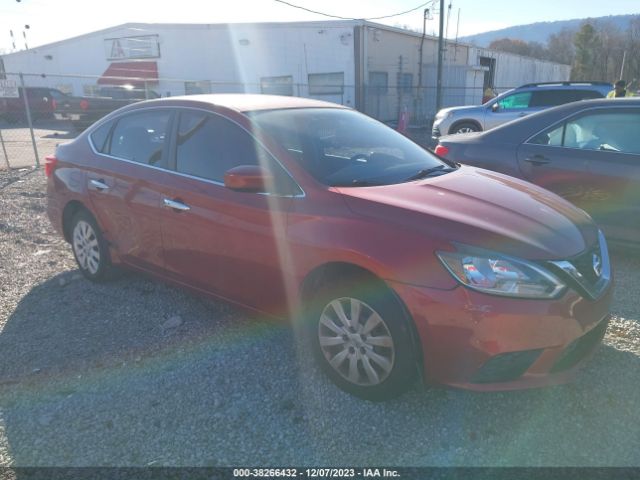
[318,297,396,386]
[72,220,101,275]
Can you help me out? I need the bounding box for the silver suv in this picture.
[431,82,612,142]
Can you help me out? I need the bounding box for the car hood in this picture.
[337,166,598,260]
[437,105,482,117]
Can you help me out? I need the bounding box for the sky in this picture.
[0,0,639,52]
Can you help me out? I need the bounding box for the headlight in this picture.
[435,110,452,121]
[436,247,566,299]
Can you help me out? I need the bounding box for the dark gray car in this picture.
[435,98,640,245]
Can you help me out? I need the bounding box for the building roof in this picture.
[158,93,349,112]
[0,20,570,69]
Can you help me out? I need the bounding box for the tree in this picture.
[624,17,640,85]
[489,38,533,57]
[572,23,599,80]
[547,28,576,65]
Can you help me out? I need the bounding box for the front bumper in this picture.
[389,279,613,391]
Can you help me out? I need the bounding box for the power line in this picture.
[273,0,436,21]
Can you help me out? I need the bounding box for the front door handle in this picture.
[524,155,550,165]
[89,179,109,191]
[163,198,191,212]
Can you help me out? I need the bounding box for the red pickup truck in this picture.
[53,85,160,131]
[0,87,69,124]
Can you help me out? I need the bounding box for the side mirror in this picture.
[224,165,273,193]
[491,103,500,112]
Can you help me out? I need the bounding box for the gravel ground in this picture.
[0,168,639,467]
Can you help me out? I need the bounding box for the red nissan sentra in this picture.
[46,95,612,400]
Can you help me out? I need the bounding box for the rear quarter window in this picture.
[89,120,115,153]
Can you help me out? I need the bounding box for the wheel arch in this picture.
[448,119,482,134]
[61,200,90,242]
[299,261,425,376]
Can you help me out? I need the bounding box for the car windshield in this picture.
[249,108,451,187]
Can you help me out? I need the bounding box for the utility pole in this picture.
[620,50,627,80]
[398,54,404,120]
[436,0,445,113]
[415,8,429,125]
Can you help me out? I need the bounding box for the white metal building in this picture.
[0,21,571,122]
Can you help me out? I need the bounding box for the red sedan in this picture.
[46,95,612,400]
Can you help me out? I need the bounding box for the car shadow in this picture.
[0,119,77,138]
[0,270,638,467]
[41,130,77,140]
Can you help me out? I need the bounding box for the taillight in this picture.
[45,155,58,178]
[80,99,89,110]
[434,144,450,157]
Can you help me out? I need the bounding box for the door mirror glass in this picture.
[224,165,273,192]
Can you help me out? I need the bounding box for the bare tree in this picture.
[547,28,576,65]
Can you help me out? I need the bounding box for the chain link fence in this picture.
[1,71,516,170]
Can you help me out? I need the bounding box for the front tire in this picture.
[308,275,417,401]
[450,122,480,134]
[70,209,113,282]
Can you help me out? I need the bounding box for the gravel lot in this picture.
[0,168,639,467]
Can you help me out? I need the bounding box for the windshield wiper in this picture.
[332,179,383,187]
[404,165,456,182]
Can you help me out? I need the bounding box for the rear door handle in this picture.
[524,155,550,165]
[89,179,109,191]
[518,113,528,117]
[163,198,191,212]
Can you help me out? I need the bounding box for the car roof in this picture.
[156,94,348,113]
[516,81,611,89]
[518,96,640,117]
[486,97,640,140]
[441,97,640,145]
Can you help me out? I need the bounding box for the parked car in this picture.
[46,95,612,400]
[435,97,640,246]
[0,86,69,124]
[53,85,160,131]
[431,82,612,143]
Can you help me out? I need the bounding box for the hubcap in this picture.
[72,220,101,274]
[318,297,395,386]
[456,126,475,134]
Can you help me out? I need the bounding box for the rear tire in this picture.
[307,274,417,401]
[69,209,113,282]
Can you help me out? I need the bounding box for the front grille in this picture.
[548,231,611,300]
[471,348,543,384]
[551,317,609,373]
[571,244,601,285]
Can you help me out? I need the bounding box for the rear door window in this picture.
[570,90,604,101]
[529,90,570,107]
[108,110,172,167]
